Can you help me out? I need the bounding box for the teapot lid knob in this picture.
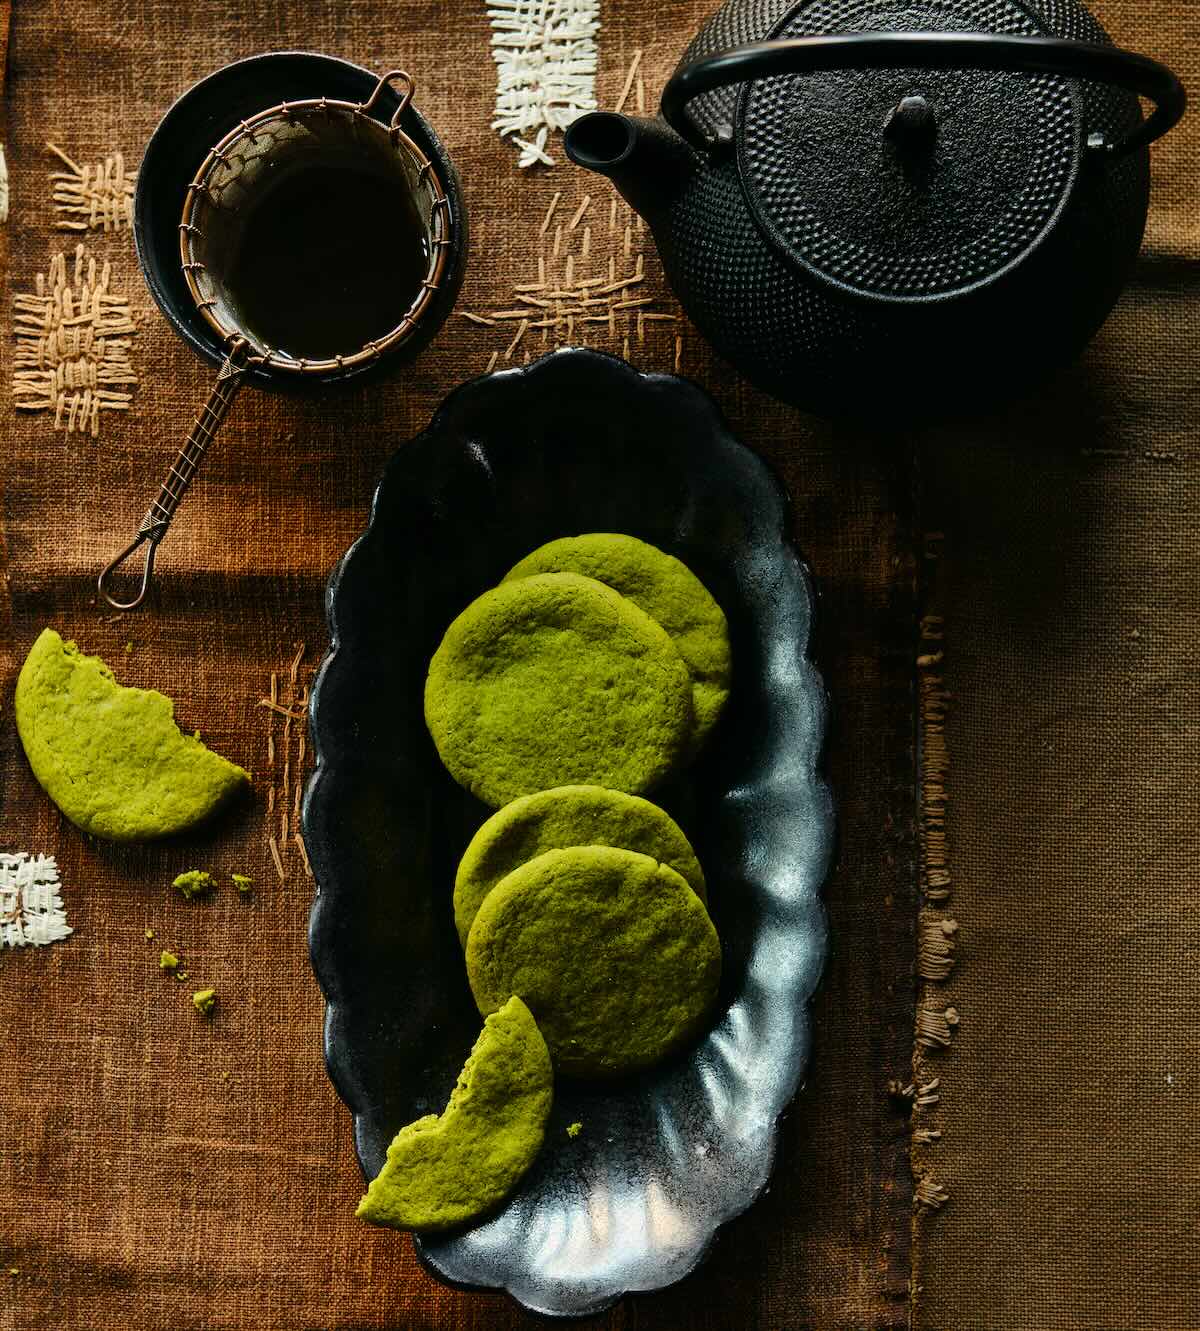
[882,94,936,147]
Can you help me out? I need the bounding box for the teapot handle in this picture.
[661,32,1185,159]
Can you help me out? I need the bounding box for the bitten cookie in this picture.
[356,995,553,1232]
[465,845,721,1079]
[15,628,250,842]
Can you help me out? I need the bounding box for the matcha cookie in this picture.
[503,534,731,750]
[356,995,553,1232]
[425,572,693,807]
[466,846,721,1079]
[15,629,250,842]
[453,784,706,948]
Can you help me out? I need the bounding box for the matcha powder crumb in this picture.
[159,950,179,971]
[232,873,253,895]
[173,869,215,901]
[567,1121,583,1139]
[192,988,217,1017]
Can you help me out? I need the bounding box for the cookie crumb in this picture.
[173,869,215,901]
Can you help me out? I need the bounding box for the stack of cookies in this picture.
[458,786,720,1079]
[424,532,732,804]
[359,534,731,1232]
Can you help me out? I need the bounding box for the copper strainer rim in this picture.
[176,71,453,376]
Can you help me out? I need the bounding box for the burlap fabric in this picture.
[0,2,1193,1330]
[910,6,1200,1328]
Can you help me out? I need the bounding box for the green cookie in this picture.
[453,784,705,949]
[466,846,721,1079]
[356,995,553,1232]
[14,629,250,842]
[425,572,693,808]
[503,534,731,750]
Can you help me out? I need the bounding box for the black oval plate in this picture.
[303,348,833,1318]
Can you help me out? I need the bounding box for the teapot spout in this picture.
[564,112,695,227]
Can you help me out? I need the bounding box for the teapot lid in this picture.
[735,0,1083,301]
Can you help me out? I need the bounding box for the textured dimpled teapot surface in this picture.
[738,1,1080,299]
[650,0,1149,416]
[677,0,1113,138]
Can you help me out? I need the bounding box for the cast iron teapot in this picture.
[565,0,1185,419]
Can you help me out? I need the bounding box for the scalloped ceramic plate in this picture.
[303,348,833,1318]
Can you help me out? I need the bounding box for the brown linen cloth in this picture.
[0,3,916,1329]
[2,1,1196,1328]
[910,5,1200,1328]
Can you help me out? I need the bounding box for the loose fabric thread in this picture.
[11,242,137,437]
[911,547,957,1218]
[488,0,600,168]
[460,185,681,370]
[0,854,72,949]
[46,141,134,232]
[262,645,313,883]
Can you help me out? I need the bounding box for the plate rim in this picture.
[302,346,834,1317]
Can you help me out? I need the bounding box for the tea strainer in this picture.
[99,70,455,610]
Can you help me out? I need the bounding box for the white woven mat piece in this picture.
[0,853,73,948]
[488,0,600,167]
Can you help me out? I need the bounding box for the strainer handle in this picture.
[359,69,416,129]
[98,343,248,611]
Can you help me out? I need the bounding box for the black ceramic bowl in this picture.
[303,348,834,1317]
[133,51,468,392]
